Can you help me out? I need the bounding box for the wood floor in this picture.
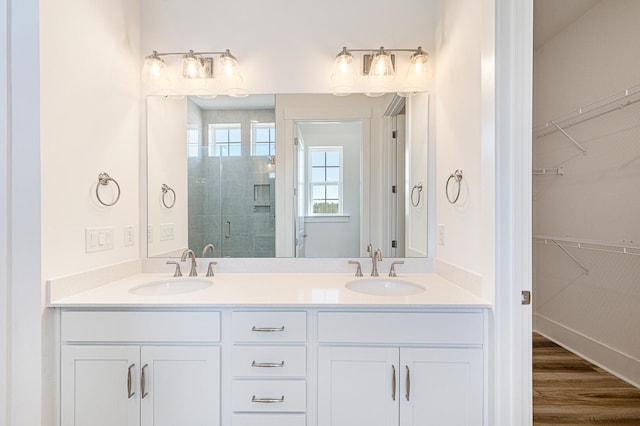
[533,333,640,424]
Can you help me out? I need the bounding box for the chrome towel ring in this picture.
[445,169,463,204]
[96,172,121,207]
[161,184,176,209]
[410,182,423,207]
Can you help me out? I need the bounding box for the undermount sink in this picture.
[129,278,213,296]
[345,278,425,296]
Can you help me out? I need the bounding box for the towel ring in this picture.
[96,172,121,207]
[410,183,423,207]
[445,169,463,204]
[161,184,176,209]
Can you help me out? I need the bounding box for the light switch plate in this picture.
[85,227,114,253]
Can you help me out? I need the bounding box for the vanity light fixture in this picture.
[331,46,429,96]
[142,49,245,96]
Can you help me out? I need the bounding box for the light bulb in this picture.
[142,52,169,86]
[181,51,204,79]
[331,47,356,96]
[400,47,428,96]
[218,50,246,96]
[367,48,394,96]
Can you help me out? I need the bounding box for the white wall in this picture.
[434,0,487,297]
[147,96,189,257]
[533,0,640,386]
[40,0,141,280]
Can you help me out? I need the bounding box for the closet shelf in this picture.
[534,235,640,257]
[533,82,640,138]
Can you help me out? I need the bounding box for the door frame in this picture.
[493,0,533,424]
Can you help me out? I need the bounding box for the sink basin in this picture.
[345,278,425,296]
[129,279,213,296]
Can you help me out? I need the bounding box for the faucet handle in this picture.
[388,261,404,277]
[206,261,218,277]
[348,260,363,277]
[166,260,182,277]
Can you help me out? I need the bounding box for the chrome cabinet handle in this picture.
[251,326,285,332]
[392,365,397,401]
[405,365,411,401]
[252,361,285,368]
[251,395,285,403]
[141,364,149,399]
[127,364,135,399]
[225,220,231,239]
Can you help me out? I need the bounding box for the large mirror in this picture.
[147,93,429,259]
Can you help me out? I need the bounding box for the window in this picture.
[308,147,342,214]
[251,122,276,156]
[187,128,200,157]
[208,123,241,156]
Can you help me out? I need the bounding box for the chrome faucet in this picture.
[180,249,198,277]
[371,248,383,276]
[202,244,215,257]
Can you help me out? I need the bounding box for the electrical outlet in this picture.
[438,224,445,246]
[124,226,134,247]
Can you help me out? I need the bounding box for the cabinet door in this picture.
[61,345,139,426]
[140,346,220,426]
[318,346,399,426]
[400,348,483,426]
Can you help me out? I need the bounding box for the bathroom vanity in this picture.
[50,273,489,426]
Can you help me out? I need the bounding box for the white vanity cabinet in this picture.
[56,305,487,426]
[60,311,221,426]
[230,311,308,426]
[317,311,484,426]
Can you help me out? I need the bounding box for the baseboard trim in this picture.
[535,313,640,388]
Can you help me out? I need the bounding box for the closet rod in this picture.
[532,167,564,176]
[534,83,640,137]
[534,235,640,257]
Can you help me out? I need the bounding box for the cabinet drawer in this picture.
[232,312,306,342]
[231,414,306,426]
[231,380,306,412]
[62,311,220,342]
[232,346,306,377]
[318,312,483,345]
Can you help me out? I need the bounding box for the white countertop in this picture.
[48,272,491,309]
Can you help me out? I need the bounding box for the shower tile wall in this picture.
[188,103,276,257]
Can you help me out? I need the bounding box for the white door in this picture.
[61,345,140,426]
[140,346,221,426]
[293,124,306,257]
[318,346,399,426]
[400,348,483,426]
[404,92,429,257]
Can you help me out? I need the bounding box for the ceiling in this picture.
[534,0,601,49]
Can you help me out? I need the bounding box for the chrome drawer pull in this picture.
[141,363,149,399]
[251,361,285,368]
[391,365,397,401]
[251,395,285,403]
[405,365,411,401]
[251,326,285,332]
[127,363,135,399]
